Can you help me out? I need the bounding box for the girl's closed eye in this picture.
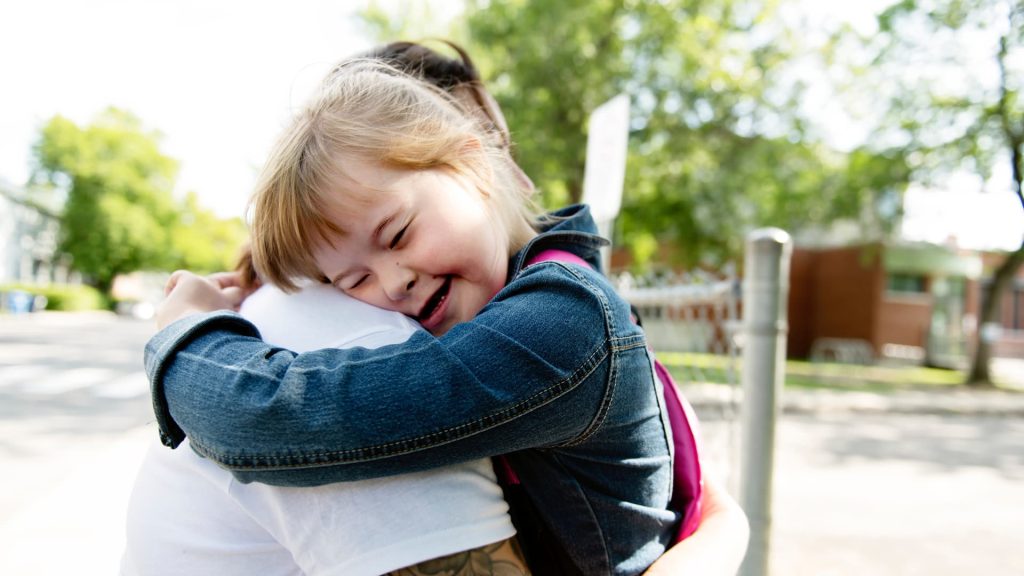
[346,275,369,291]
[390,222,410,250]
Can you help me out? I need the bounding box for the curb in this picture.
[683,383,1024,417]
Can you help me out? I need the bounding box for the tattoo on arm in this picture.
[387,537,530,576]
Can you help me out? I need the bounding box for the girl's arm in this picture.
[146,265,652,485]
[643,477,750,576]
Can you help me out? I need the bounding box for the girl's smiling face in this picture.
[313,157,511,336]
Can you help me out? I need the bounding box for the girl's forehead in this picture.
[323,156,402,207]
[320,158,419,229]
[336,153,425,190]
[338,154,400,186]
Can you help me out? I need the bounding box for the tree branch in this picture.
[997,11,1024,213]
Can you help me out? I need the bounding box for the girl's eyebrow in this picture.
[329,269,348,287]
[373,211,399,242]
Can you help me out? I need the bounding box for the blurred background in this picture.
[0,0,1022,575]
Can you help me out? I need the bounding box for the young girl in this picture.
[150,60,692,574]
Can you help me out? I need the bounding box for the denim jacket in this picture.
[146,205,678,575]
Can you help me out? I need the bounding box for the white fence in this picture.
[614,270,742,383]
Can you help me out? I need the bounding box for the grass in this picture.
[657,351,969,394]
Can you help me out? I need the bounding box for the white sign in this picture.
[582,94,630,223]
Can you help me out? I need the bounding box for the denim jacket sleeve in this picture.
[146,261,647,486]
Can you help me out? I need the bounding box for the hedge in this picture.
[0,283,107,312]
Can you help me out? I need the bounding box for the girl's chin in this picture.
[430,311,462,336]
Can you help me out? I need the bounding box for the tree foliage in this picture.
[170,191,249,274]
[32,109,179,292]
[359,0,460,39]
[459,0,909,270]
[31,108,247,293]
[862,0,1023,385]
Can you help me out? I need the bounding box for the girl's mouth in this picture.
[418,276,452,331]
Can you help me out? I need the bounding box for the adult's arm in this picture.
[390,539,529,576]
[643,477,750,576]
[146,263,653,486]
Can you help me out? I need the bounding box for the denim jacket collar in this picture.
[509,204,610,279]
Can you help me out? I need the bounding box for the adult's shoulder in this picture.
[241,283,418,352]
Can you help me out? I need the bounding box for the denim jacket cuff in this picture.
[144,310,261,449]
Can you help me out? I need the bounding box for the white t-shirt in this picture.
[121,283,515,576]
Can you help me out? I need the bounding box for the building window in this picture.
[887,273,927,295]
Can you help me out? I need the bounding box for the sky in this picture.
[1,0,381,218]
[790,0,1021,251]
[2,0,1021,252]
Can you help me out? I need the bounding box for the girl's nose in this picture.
[382,264,416,302]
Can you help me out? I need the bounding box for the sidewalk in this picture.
[685,381,1024,417]
[0,425,153,576]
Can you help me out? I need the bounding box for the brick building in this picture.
[787,242,1023,365]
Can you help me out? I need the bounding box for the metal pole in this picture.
[738,228,792,576]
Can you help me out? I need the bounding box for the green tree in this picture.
[464,0,632,207]
[865,0,1023,386]
[359,0,460,39]
[457,0,909,270]
[170,191,249,274]
[32,109,180,294]
[31,109,251,295]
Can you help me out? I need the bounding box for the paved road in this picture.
[706,414,1024,576]
[0,312,154,575]
[0,312,1021,575]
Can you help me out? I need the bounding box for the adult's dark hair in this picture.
[359,40,510,149]
[363,40,481,90]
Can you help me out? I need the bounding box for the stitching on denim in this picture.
[540,261,620,447]
[519,261,652,449]
[190,342,610,470]
[562,338,649,449]
[537,259,618,335]
[562,350,615,448]
[610,336,646,351]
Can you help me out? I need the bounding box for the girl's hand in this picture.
[205,270,260,300]
[156,270,248,329]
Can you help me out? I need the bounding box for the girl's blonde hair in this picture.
[250,59,541,292]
